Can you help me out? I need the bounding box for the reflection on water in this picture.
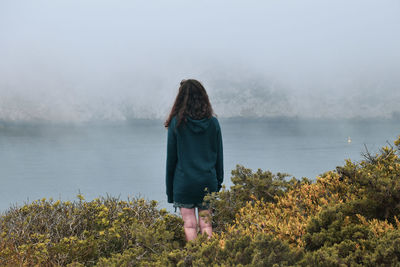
[0,118,399,212]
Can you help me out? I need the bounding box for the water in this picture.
[0,118,399,213]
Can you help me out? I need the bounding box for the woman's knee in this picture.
[198,209,212,228]
[180,208,197,229]
[183,218,197,229]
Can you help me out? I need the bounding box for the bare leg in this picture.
[180,207,198,241]
[198,208,212,238]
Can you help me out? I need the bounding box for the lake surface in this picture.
[0,118,399,213]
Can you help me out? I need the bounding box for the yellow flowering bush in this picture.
[228,171,350,247]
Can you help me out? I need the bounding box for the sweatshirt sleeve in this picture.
[166,119,177,203]
[216,121,224,191]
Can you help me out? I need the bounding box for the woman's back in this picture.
[166,115,223,204]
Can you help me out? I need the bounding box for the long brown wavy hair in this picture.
[164,79,215,128]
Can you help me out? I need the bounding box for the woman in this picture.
[164,79,224,241]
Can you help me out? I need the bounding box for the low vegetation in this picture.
[1,136,400,266]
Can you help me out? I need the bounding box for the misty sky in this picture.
[0,0,399,122]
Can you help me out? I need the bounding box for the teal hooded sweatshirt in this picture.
[166,115,223,204]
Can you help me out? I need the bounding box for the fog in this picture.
[1,0,399,122]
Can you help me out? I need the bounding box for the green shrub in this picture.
[301,225,400,266]
[0,196,185,266]
[335,144,400,222]
[98,232,302,267]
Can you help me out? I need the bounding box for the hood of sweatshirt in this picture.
[186,116,211,133]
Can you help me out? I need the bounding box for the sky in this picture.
[0,0,399,122]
